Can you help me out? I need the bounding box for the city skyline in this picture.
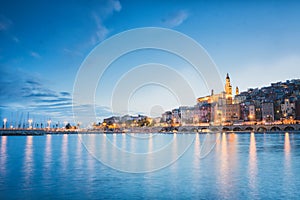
[1,0,300,123]
[2,73,299,129]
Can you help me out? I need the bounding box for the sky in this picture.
[1,0,300,126]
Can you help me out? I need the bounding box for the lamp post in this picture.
[3,118,7,129]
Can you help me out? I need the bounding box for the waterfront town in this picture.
[1,73,300,133]
[93,73,300,132]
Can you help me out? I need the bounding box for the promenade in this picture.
[1,123,299,135]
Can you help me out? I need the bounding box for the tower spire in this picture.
[236,86,239,95]
[225,73,232,96]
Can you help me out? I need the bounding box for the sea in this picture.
[0,132,300,199]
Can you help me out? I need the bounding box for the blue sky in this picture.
[1,0,300,125]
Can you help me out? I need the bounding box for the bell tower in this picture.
[236,86,239,95]
[225,73,232,96]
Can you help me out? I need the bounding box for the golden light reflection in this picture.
[248,132,257,193]
[171,133,178,172]
[227,133,238,173]
[218,132,228,196]
[284,132,291,156]
[193,133,200,169]
[217,132,238,197]
[284,132,291,174]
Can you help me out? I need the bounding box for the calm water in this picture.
[1,132,300,199]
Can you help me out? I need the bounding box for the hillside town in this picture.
[96,74,300,131]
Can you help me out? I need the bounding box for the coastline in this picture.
[0,123,300,136]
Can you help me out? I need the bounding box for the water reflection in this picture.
[284,132,291,189]
[147,133,154,169]
[76,135,83,167]
[284,132,291,159]
[248,132,257,195]
[87,134,95,180]
[2,133,300,199]
[215,133,238,198]
[0,136,7,175]
[193,133,200,169]
[23,136,33,188]
[171,134,178,171]
[218,133,228,197]
[122,133,127,151]
[61,134,68,171]
[101,134,107,163]
[43,135,52,179]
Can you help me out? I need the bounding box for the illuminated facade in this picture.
[225,73,233,97]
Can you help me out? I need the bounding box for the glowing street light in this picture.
[28,119,33,129]
[3,118,7,129]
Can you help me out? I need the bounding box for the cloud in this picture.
[91,12,110,42]
[0,66,115,124]
[24,93,58,98]
[26,80,41,86]
[30,51,41,58]
[0,66,71,121]
[12,36,19,43]
[90,0,122,45]
[60,91,71,96]
[63,48,83,57]
[0,15,12,31]
[163,10,189,28]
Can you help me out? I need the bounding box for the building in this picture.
[172,108,181,124]
[161,111,172,123]
[281,98,296,119]
[249,105,256,121]
[225,73,233,97]
[240,102,256,121]
[236,86,239,96]
[296,100,300,120]
[179,106,194,125]
[198,103,211,123]
[222,103,240,122]
[261,102,274,122]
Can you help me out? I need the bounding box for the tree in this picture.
[65,123,72,129]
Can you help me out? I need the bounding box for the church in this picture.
[197,73,241,125]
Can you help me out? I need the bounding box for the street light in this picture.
[3,118,7,129]
[28,119,33,129]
